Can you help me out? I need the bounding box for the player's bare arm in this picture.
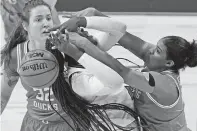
[72,7,156,62]
[51,8,61,26]
[68,33,154,93]
[118,32,155,61]
[1,47,19,114]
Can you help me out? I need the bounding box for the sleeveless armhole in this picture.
[146,72,181,109]
[17,41,27,73]
[16,43,21,73]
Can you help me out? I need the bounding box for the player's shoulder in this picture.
[148,71,180,106]
[9,42,26,68]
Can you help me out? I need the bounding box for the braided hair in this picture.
[47,29,149,130]
[1,0,148,130]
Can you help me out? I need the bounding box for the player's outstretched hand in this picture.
[47,17,86,33]
[48,31,69,52]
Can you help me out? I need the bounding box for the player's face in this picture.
[26,5,53,41]
[144,39,173,71]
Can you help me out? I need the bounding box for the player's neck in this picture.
[28,38,46,51]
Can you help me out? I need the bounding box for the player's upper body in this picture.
[50,8,197,131]
[118,25,197,131]
[1,0,68,122]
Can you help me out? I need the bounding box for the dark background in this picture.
[56,0,197,12]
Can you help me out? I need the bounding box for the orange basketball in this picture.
[18,49,59,89]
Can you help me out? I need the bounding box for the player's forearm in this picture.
[76,16,126,36]
[85,16,126,36]
[51,8,61,26]
[64,40,124,89]
[78,53,124,89]
[119,32,155,61]
[70,37,128,85]
[77,16,126,51]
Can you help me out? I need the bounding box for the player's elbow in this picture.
[114,22,127,35]
[86,7,97,15]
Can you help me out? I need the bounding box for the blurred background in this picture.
[55,0,197,13]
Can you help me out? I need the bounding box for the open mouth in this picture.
[42,31,50,35]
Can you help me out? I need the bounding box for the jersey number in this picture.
[33,88,54,101]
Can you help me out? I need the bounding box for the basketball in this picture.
[18,49,59,89]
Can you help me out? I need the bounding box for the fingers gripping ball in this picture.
[18,49,59,89]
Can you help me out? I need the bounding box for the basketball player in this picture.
[1,0,76,130]
[63,18,139,130]
[0,0,60,42]
[49,15,197,131]
[1,0,146,130]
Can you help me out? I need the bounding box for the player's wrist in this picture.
[77,17,87,28]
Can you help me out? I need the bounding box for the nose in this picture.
[42,19,50,28]
[149,49,154,55]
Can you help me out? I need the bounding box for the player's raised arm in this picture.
[51,31,155,93]
[48,16,126,51]
[1,48,19,114]
[50,32,125,89]
[119,32,155,62]
[43,0,60,26]
[71,8,156,62]
[84,16,127,51]
[84,16,126,37]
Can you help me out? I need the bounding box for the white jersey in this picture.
[67,17,137,130]
[69,67,136,130]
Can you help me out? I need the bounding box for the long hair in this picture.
[1,0,148,130]
[47,30,148,130]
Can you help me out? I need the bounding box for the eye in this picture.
[46,16,52,21]
[156,49,160,54]
[35,17,42,22]
[156,47,162,54]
